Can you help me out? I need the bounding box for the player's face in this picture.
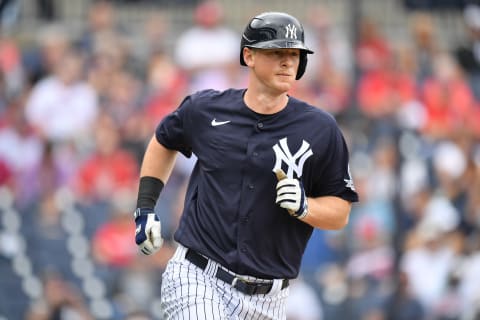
[247,48,300,93]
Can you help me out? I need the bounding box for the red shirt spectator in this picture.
[73,114,139,201]
[92,208,137,267]
[357,47,417,118]
[420,54,475,139]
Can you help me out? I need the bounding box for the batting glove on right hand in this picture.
[275,169,308,219]
[134,208,163,255]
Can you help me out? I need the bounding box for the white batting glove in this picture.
[134,208,163,255]
[275,169,308,219]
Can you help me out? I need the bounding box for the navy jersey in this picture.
[156,88,358,279]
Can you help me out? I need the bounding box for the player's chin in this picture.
[273,81,294,92]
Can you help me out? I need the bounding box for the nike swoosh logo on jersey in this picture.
[211,119,231,126]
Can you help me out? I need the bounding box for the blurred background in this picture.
[0,0,480,319]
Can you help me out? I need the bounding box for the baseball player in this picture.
[134,11,359,319]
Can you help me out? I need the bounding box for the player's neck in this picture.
[243,88,289,115]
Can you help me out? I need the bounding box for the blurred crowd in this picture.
[0,0,480,319]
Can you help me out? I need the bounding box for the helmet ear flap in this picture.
[296,52,308,80]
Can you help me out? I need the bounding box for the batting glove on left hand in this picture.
[275,169,308,219]
[134,208,163,255]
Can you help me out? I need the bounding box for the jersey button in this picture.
[253,152,258,157]
[248,184,254,190]
[257,122,264,129]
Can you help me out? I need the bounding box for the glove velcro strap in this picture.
[134,207,154,220]
[295,199,308,219]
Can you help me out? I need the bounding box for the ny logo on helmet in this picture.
[272,138,313,179]
[285,24,297,39]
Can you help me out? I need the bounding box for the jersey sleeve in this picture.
[311,123,358,202]
[155,95,193,158]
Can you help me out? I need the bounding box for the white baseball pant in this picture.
[160,244,289,319]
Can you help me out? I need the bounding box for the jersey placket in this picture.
[236,120,266,260]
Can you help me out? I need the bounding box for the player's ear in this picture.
[243,47,255,67]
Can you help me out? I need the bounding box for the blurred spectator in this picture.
[430,269,463,320]
[408,12,441,86]
[0,33,24,104]
[36,0,56,21]
[355,17,390,75]
[91,190,138,269]
[458,238,480,319]
[344,154,396,319]
[25,269,93,320]
[142,50,188,127]
[77,0,128,57]
[173,0,240,91]
[294,4,352,115]
[385,271,425,320]
[286,277,324,320]
[0,93,43,191]
[16,140,72,208]
[0,158,11,186]
[0,0,20,29]
[72,114,139,203]
[86,32,131,103]
[22,23,71,86]
[432,140,471,227]
[455,3,480,100]
[465,148,480,231]
[301,229,348,294]
[109,257,162,317]
[419,52,475,140]
[101,69,143,126]
[121,112,152,166]
[357,44,417,120]
[24,48,99,144]
[317,264,350,319]
[400,221,460,314]
[132,11,170,65]
[303,4,352,77]
[346,139,398,249]
[22,190,73,279]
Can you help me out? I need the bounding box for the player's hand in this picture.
[275,169,308,219]
[134,208,163,255]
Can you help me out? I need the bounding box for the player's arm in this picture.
[301,196,351,230]
[140,135,178,182]
[134,136,178,255]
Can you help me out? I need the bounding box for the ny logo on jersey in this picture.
[272,138,313,179]
[285,24,297,39]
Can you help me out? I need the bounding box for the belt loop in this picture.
[174,244,188,261]
[205,258,217,277]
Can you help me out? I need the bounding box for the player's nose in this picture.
[280,53,297,68]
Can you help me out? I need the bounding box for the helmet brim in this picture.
[244,40,314,54]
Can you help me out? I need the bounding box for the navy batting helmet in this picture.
[240,12,314,80]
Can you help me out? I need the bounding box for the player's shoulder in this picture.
[190,88,242,100]
[289,96,337,126]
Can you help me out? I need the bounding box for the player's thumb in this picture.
[274,168,287,181]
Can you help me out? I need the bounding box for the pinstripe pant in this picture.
[160,244,289,320]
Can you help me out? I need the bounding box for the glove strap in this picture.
[295,200,308,219]
[294,188,308,219]
[134,208,154,220]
